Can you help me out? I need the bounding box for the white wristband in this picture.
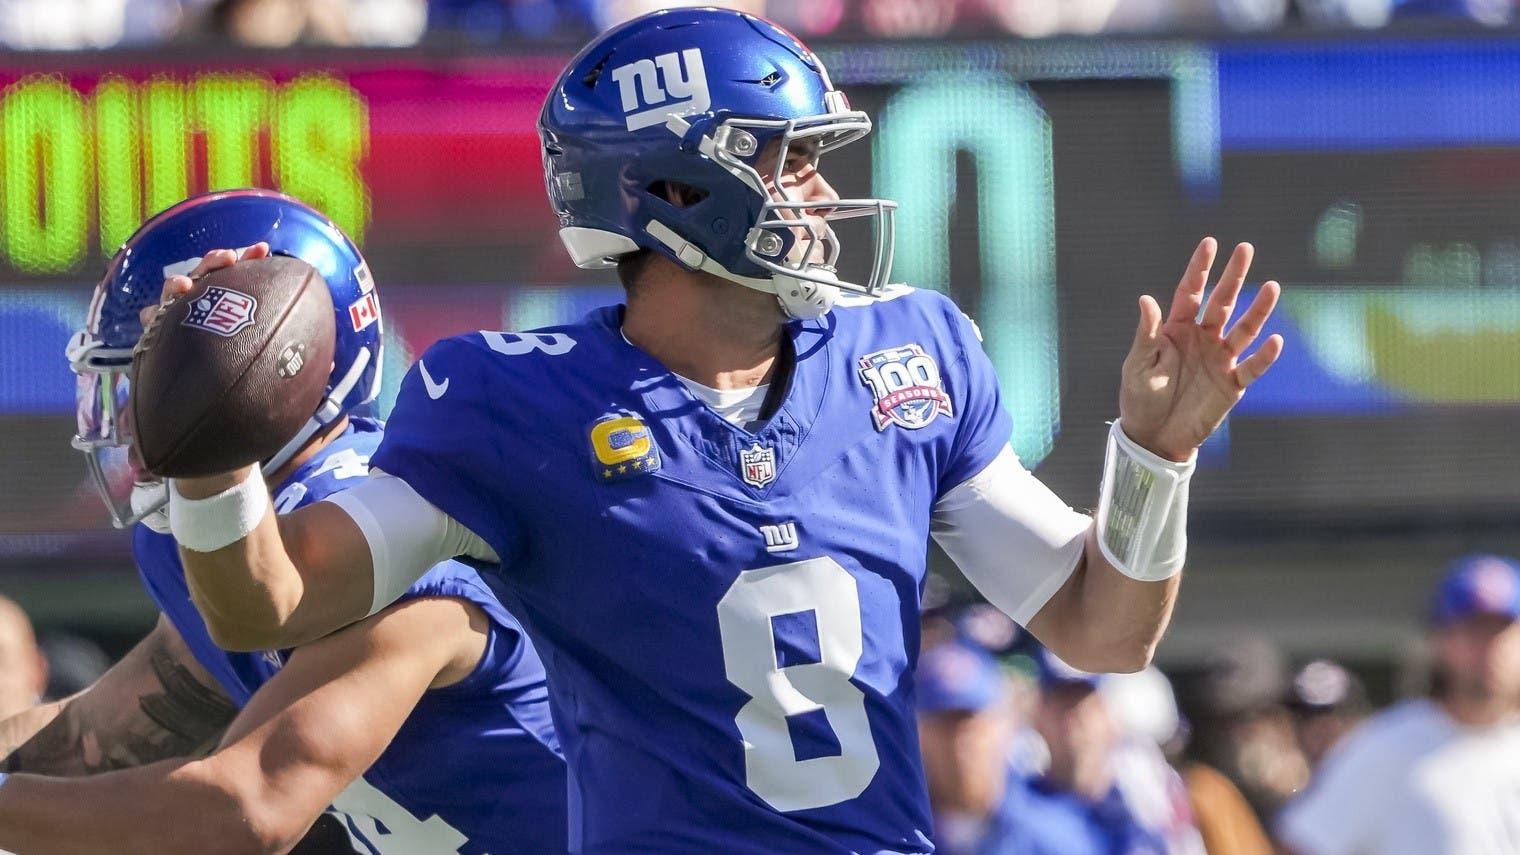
[168,470,270,553]
[1095,421,1194,582]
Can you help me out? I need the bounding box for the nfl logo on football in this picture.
[858,344,953,431]
[182,287,258,337]
[739,443,776,488]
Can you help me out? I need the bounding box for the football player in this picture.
[0,191,566,854]
[155,9,1283,853]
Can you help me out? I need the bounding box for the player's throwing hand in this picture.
[1119,238,1283,462]
[137,243,271,328]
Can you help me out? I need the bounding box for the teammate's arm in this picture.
[177,489,379,651]
[0,595,487,854]
[0,615,236,775]
[176,471,494,651]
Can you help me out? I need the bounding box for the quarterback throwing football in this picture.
[159,8,1282,853]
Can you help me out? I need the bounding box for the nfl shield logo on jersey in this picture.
[739,443,776,488]
[182,287,258,337]
[858,344,954,431]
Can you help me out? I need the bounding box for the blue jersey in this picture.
[371,287,1012,854]
[135,419,568,855]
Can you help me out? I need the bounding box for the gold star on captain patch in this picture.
[603,468,613,478]
[632,459,643,469]
[618,464,628,474]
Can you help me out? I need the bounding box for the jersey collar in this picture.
[595,305,832,495]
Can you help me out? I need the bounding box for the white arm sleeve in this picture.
[931,444,1092,625]
[321,470,500,616]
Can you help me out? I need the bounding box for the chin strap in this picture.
[643,220,838,320]
[132,482,171,533]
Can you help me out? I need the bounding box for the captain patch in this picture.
[589,414,662,481]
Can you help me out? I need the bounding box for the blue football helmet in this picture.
[539,7,897,319]
[67,189,382,528]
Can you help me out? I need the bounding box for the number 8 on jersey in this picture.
[717,557,881,812]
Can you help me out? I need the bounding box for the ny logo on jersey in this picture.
[857,344,953,431]
[759,521,798,553]
[610,48,710,131]
[739,442,777,488]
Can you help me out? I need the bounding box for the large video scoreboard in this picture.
[2,37,1518,551]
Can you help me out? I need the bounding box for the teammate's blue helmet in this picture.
[539,6,897,319]
[67,189,382,528]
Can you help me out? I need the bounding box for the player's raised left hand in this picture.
[1118,238,1283,462]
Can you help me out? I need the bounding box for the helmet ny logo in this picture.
[611,48,711,131]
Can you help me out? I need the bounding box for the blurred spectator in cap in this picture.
[1184,636,1308,821]
[1285,659,1368,772]
[917,639,1026,855]
[1102,668,1207,855]
[957,603,1024,657]
[1196,637,1287,717]
[1004,648,1165,855]
[1103,667,1185,755]
[1276,554,1520,855]
[0,596,47,719]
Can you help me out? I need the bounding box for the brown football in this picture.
[131,255,336,478]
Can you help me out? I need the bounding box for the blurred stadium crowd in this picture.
[910,552,1520,854]
[2,0,1519,49]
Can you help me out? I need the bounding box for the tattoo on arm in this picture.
[3,620,238,776]
[123,646,240,763]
